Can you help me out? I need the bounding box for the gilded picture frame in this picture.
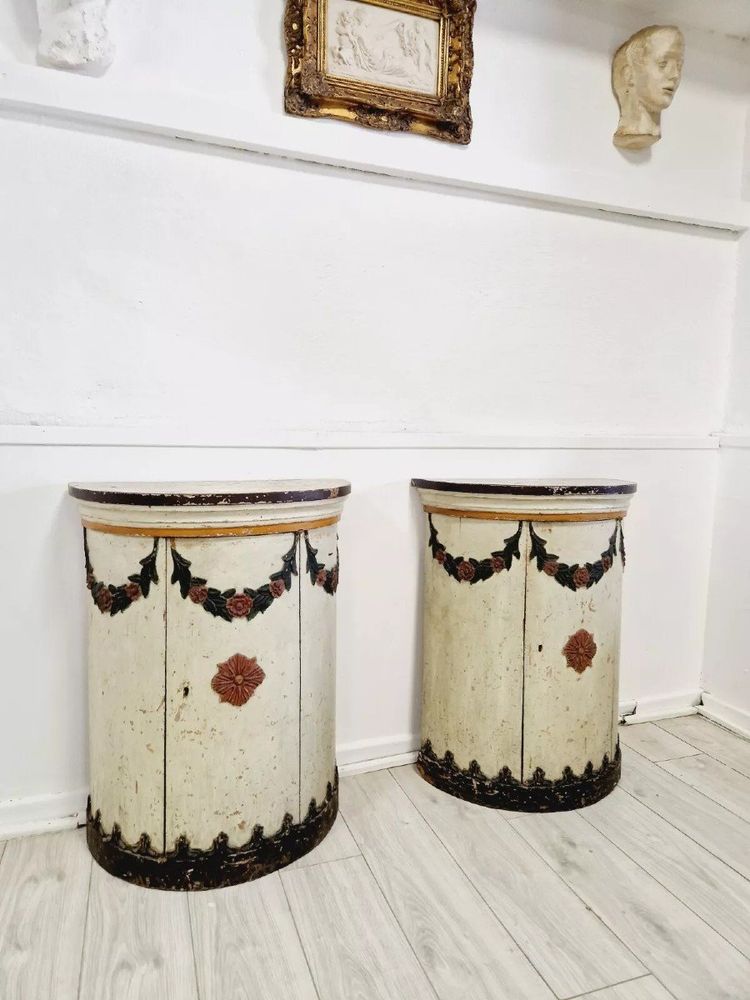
[284,0,476,144]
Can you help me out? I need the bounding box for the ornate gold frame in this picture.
[284,0,476,144]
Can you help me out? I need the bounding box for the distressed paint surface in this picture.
[87,530,166,846]
[523,519,622,781]
[165,533,301,851]
[421,514,527,776]
[300,524,338,811]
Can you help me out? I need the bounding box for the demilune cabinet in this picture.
[412,478,637,812]
[69,480,350,890]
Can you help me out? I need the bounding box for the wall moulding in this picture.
[0,427,722,451]
[0,60,747,233]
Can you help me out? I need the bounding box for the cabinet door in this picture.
[522,519,622,782]
[165,532,301,851]
[421,514,527,776]
[300,523,339,812]
[86,530,167,848]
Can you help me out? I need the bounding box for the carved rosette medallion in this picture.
[211,654,266,706]
[562,629,598,674]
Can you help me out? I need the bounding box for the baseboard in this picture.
[0,789,86,841]
[336,733,420,776]
[699,694,750,740]
[621,689,702,725]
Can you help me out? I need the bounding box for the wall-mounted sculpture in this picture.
[37,0,114,72]
[612,25,684,150]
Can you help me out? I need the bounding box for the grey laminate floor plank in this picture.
[282,856,437,1000]
[340,770,554,1000]
[657,717,750,777]
[618,747,750,879]
[577,977,675,999]
[618,723,700,762]
[0,828,91,1000]
[392,764,645,999]
[582,787,750,958]
[659,753,750,822]
[284,812,359,871]
[79,862,198,1000]
[189,872,317,1000]
[510,809,750,1000]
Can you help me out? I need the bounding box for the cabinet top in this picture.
[68,480,351,506]
[411,478,636,497]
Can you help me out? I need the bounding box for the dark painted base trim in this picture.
[417,741,620,812]
[87,772,338,891]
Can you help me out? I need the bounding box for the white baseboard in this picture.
[699,694,750,740]
[622,689,701,725]
[339,751,419,777]
[0,789,86,841]
[336,733,419,775]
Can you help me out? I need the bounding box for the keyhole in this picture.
[183,686,190,698]
[538,644,543,653]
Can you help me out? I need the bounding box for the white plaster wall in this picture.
[0,115,739,436]
[0,0,748,825]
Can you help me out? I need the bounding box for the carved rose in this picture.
[491,556,505,573]
[330,566,339,592]
[543,560,559,576]
[189,585,208,605]
[211,653,265,707]
[86,571,96,589]
[269,578,286,599]
[573,566,591,588]
[226,593,254,618]
[456,560,476,582]
[124,582,141,602]
[435,548,446,564]
[563,629,598,674]
[601,555,612,571]
[95,587,113,612]
[316,569,327,587]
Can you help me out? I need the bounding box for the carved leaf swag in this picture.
[428,514,523,584]
[529,521,625,592]
[304,531,339,594]
[83,528,159,616]
[86,773,338,890]
[170,536,299,622]
[418,739,621,812]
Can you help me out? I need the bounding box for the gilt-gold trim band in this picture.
[81,516,339,538]
[423,506,626,523]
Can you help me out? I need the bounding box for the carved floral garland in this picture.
[304,532,339,594]
[170,536,299,622]
[529,521,625,592]
[84,528,159,616]
[428,515,523,584]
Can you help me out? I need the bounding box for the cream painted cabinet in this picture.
[69,481,349,890]
[412,478,636,812]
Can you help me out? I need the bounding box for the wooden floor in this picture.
[1,716,749,1000]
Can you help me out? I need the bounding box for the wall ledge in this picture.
[1,59,748,233]
[699,693,750,739]
[0,426,721,451]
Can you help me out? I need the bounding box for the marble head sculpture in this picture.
[612,25,684,150]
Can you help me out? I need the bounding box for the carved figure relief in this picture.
[36,0,115,72]
[327,0,439,95]
[612,25,684,150]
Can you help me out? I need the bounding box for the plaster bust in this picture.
[612,25,684,150]
[37,0,114,72]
